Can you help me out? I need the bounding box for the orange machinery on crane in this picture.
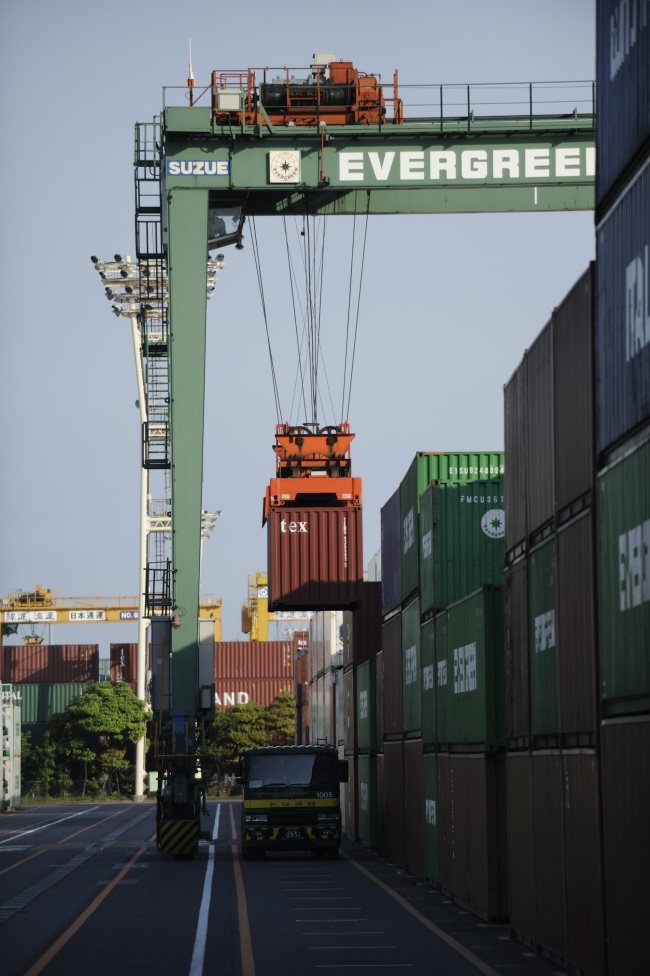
[210,54,403,128]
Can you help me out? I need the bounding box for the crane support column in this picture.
[167,187,210,716]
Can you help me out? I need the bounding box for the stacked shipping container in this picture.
[594,4,650,972]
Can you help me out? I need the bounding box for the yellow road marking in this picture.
[229,804,256,976]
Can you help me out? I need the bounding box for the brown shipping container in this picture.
[527,321,555,535]
[600,717,650,976]
[349,581,382,667]
[506,753,535,945]
[381,739,405,866]
[554,265,595,514]
[2,644,99,684]
[532,752,566,963]
[267,507,363,610]
[381,615,403,738]
[110,643,137,685]
[562,751,606,976]
[215,677,291,709]
[214,642,294,679]
[504,357,528,554]
[439,753,507,922]
[403,739,425,878]
[557,513,598,738]
[504,557,530,746]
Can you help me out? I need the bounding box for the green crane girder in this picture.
[144,76,595,719]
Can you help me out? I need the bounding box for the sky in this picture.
[0,0,596,648]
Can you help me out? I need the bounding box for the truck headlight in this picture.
[317,813,339,823]
[244,814,268,823]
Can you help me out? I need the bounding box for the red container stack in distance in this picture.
[264,422,363,611]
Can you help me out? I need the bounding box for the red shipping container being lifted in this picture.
[267,507,363,610]
[264,422,363,611]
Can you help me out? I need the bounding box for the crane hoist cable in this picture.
[253,202,370,429]
[250,217,283,420]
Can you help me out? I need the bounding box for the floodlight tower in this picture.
[91,252,224,799]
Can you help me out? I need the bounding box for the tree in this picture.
[47,682,148,797]
[263,691,296,744]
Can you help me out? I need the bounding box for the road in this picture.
[0,801,566,976]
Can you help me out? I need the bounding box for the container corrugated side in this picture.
[421,618,436,745]
[381,488,401,615]
[401,452,506,604]
[267,507,363,610]
[439,753,507,921]
[343,667,355,752]
[110,643,138,685]
[504,557,530,745]
[600,717,650,976]
[343,754,356,841]
[356,659,376,752]
[435,612,449,745]
[423,753,438,884]
[402,596,421,734]
[554,264,595,513]
[531,752,567,962]
[597,437,650,714]
[375,649,384,746]
[16,682,87,723]
[562,751,606,976]
[424,480,505,613]
[382,615,402,737]
[505,358,528,554]
[506,752,535,945]
[596,162,650,455]
[526,321,555,535]
[1,645,99,684]
[348,581,382,666]
[381,739,405,866]
[214,642,294,679]
[403,738,424,877]
[596,0,650,203]
[557,512,598,737]
[357,753,378,848]
[529,538,559,739]
[444,586,505,751]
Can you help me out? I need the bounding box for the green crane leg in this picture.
[167,187,209,720]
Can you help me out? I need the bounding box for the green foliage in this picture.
[33,682,148,798]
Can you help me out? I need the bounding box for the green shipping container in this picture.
[423,753,438,883]
[421,618,436,745]
[445,586,505,750]
[598,439,650,713]
[420,479,505,614]
[400,452,506,603]
[402,596,421,733]
[435,611,449,744]
[529,538,559,737]
[356,660,376,751]
[15,683,87,724]
[357,753,378,848]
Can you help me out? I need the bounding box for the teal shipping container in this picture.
[529,538,559,738]
[421,618,436,744]
[423,753,438,883]
[597,438,650,715]
[356,660,376,751]
[16,683,87,724]
[445,586,505,751]
[357,753,378,848]
[400,451,506,603]
[419,478,505,614]
[402,596,421,733]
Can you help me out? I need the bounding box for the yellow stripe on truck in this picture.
[243,797,338,810]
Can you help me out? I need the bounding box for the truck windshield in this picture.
[246,753,334,789]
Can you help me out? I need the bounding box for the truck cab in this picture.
[239,744,348,860]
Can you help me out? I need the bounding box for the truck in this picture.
[239,744,349,860]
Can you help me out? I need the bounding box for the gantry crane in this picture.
[129,54,595,857]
